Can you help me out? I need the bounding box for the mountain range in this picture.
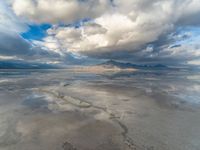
[99,60,168,69]
[0,60,58,69]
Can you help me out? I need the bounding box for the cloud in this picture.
[27,0,198,65]
[0,1,64,64]
[3,0,200,65]
[11,0,111,24]
[176,0,200,26]
[0,1,26,34]
[0,32,29,56]
[44,12,172,54]
[188,59,200,65]
[0,1,29,58]
[0,55,19,60]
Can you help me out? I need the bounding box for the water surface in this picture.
[0,69,200,150]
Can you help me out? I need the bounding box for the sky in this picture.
[0,0,200,66]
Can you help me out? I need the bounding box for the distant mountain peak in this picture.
[99,60,168,69]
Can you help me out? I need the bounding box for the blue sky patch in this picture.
[21,24,51,41]
[173,26,200,45]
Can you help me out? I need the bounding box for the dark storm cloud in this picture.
[0,32,30,56]
[0,31,62,63]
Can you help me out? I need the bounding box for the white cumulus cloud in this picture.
[3,0,200,64]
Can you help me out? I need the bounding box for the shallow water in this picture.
[0,69,200,150]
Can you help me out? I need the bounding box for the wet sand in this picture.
[0,69,200,150]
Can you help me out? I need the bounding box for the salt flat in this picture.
[0,69,200,150]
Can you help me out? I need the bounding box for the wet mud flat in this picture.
[0,69,200,150]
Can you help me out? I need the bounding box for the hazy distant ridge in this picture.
[0,61,58,69]
[99,60,168,69]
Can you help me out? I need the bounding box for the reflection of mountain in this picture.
[0,60,58,69]
[99,60,168,70]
